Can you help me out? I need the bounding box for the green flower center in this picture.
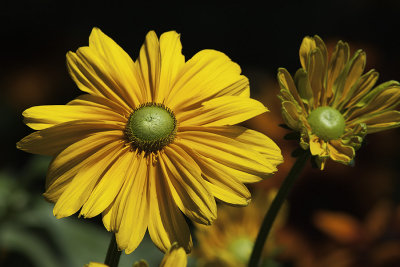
[228,237,254,264]
[307,106,345,141]
[125,103,177,153]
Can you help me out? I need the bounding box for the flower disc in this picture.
[126,103,177,152]
[307,106,345,141]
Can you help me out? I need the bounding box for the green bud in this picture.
[307,106,345,141]
[126,103,177,153]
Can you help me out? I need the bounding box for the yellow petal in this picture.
[281,100,303,131]
[299,36,317,70]
[341,123,366,150]
[22,105,126,130]
[161,144,217,225]
[101,201,114,232]
[313,35,328,65]
[332,50,366,108]
[177,96,267,127]
[17,121,123,156]
[160,243,187,267]
[44,131,124,202]
[186,137,264,185]
[135,31,161,102]
[108,154,141,230]
[148,161,192,253]
[299,36,327,72]
[307,48,326,107]
[80,147,133,218]
[67,42,139,110]
[356,110,400,134]
[277,68,306,112]
[347,85,400,121]
[67,94,131,116]
[177,129,278,180]
[351,80,399,108]
[166,49,248,112]
[229,127,283,166]
[294,68,314,110]
[113,154,149,254]
[88,28,144,107]
[279,88,296,102]
[342,70,379,110]
[180,125,283,166]
[341,50,366,97]
[309,135,328,157]
[52,140,124,218]
[327,41,350,101]
[192,150,251,206]
[328,140,355,164]
[156,31,185,103]
[315,156,328,170]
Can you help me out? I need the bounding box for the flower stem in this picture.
[105,234,121,267]
[248,149,310,267]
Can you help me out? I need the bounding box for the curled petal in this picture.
[328,140,355,165]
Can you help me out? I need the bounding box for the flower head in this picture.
[193,190,286,266]
[17,28,282,253]
[278,35,400,169]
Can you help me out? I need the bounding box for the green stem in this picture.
[105,234,121,267]
[248,149,310,267]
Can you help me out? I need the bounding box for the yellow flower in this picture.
[194,190,286,266]
[17,28,283,253]
[278,35,400,169]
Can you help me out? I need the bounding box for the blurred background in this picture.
[1,1,400,266]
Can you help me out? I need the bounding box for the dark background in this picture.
[1,1,400,266]
[3,0,400,168]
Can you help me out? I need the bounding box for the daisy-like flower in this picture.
[194,190,286,267]
[17,28,283,253]
[278,35,400,169]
